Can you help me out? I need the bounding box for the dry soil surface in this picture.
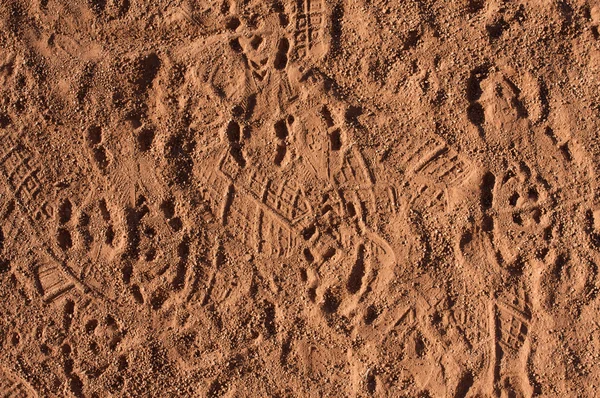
[1,0,600,397]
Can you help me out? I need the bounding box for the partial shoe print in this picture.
[345,284,493,397]
[290,0,328,69]
[0,366,37,398]
[457,115,598,396]
[167,0,306,141]
[0,127,99,306]
[492,287,534,398]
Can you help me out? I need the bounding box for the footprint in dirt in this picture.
[476,161,555,268]
[273,115,294,167]
[465,67,533,145]
[53,190,186,307]
[85,125,111,174]
[299,198,400,333]
[303,240,398,333]
[295,101,349,179]
[173,0,301,132]
[225,1,294,83]
[120,194,190,310]
[87,0,130,19]
[25,300,130,397]
[54,193,128,298]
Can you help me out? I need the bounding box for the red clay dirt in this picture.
[1,0,600,396]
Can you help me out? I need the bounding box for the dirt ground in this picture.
[1,0,600,396]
